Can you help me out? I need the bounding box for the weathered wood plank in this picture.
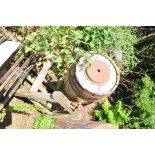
[0,67,19,92]
[30,62,51,92]
[15,91,55,103]
[15,91,74,114]
[52,91,74,114]
[0,58,31,97]
[0,54,24,85]
[0,37,7,45]
[26,75,47,93]
[0,65,33,111]
[55,118,118,129]
[0,41,21,67]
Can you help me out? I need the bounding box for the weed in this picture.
[32,114,55,129]
[95,99,131,128]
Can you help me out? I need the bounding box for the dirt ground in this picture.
[0,80,41,129]
[0,97,41,129]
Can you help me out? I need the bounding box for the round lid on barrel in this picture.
[75,53,119,95]
[85,59,110,84]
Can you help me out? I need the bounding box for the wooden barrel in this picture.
[62,52,120,102]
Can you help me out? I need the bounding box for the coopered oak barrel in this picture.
[62,52,120,102]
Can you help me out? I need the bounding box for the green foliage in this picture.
[0,104,42,114]
[135,76,155,114]
[127,76,155,129]
[0,104,55,129]
[17,26,138,77]
[4,26,153,129]
[95,99,131,128]
[32,114,55,129]
[134,34,155,77]
[97,76,155,129]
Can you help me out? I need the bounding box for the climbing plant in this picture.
[16,26,138,77]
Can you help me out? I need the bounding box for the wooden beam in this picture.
[15,91,74,114]
[0,65,33,111]
[26,75,47,93]
[29,62,51,92]
[15,91,55,103]
[52,91,74,114]
[0,37,7,45]
[0,54,24,85]
[0,58,31,97]
[0,41,21,67]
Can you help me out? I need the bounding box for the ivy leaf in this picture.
[39,29,48,35]
[85,35,90,42]
[75,30,84,39]
[35,42,42,51]
[55,56,62,63]
[25,46,33,53]
[89,42,95,48]
[25,32,37,41]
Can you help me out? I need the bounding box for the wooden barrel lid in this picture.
[75,53,119,95]
[85,59,110,84]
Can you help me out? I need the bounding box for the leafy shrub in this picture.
[134,33,155,77]
[17,26,138,77]
[96,76,155,129]
[127,75,155,129]
[134,76,155,114]
[32,114,55,129]
[95,99,131,128]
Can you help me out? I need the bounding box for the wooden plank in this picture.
[28,62,52,115]
[55,119,118,129]
[15,91,74,114]
[0,37,7,45]
[26,75,47,93]
[15,91,55,103]
[0,58,31,97]
[0,67,19,92]
[29,62,51,92]
[0,65,33,111]
[0,41,21,67]
[29,100,53,115]
[52,91,74,114]
[14,90,54,115]
[0,54,24,85]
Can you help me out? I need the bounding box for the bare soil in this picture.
[0,81,41,129]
